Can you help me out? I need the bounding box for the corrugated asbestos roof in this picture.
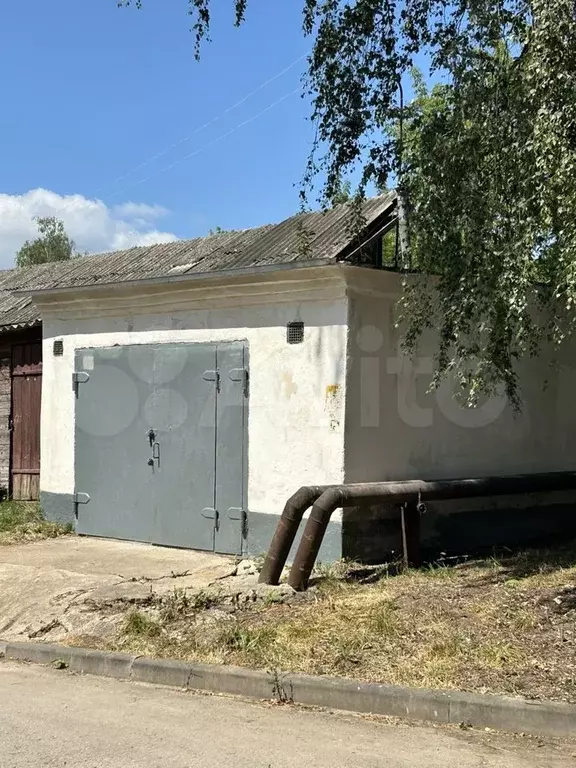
[0,193,395,328]
[0,271,40,330]
[3,194,394,295]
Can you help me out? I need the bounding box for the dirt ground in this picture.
[0,536,237,641]
[1,529,575,705]
[98,543,576,704]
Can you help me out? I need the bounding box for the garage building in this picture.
[7,195,576,561]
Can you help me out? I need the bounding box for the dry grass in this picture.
[0,501,72,545]
[103,543,576,703]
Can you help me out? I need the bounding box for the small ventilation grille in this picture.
[53,339,64,356]
[287,321,305,345]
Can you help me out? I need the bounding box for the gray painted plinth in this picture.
[40,492,576,567]
[38,496,345,563]
[3,642,575,739]
[41,491,76,527]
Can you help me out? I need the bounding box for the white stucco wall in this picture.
[38,268,349,519]
[344,268,576,483]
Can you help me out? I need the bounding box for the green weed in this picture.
[123,610,161,638]
[0,501,72,544]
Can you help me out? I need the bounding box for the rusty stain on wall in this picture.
[325,384,340,399]
[325,384,342,431]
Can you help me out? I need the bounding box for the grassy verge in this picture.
[0,501,72,545]
[82,542,576,703]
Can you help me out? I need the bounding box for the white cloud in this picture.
[112,202,170,221]
[0,188,179,268]
[112,230,176,249]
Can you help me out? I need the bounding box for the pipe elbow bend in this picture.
[310,488,344,524]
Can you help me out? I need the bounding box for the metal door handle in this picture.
[152,442,160,468]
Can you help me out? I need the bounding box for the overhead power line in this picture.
[111,87,301,197]
[106,52,308,193]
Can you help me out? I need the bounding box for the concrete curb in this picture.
[2,641,575,739]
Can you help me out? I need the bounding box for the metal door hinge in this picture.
[74,492,90,518]
[72,371,90,394]
[74,493,90,520]
[202,370,220,391]
[228,508,247,537]
[201,507,220,531]
[229,368,249,397]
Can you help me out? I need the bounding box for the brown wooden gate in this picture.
[11,342,42,500]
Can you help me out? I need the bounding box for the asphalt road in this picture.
[0,661,573,767]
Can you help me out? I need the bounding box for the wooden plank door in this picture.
[11,343,42,500]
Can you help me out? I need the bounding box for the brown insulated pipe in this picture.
[287,472,576,591]
[288,487,345,591]
[258,486,328,585]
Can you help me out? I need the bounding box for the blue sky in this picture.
[0,1,316,265]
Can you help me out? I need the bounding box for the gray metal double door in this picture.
[74,342,247,555]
